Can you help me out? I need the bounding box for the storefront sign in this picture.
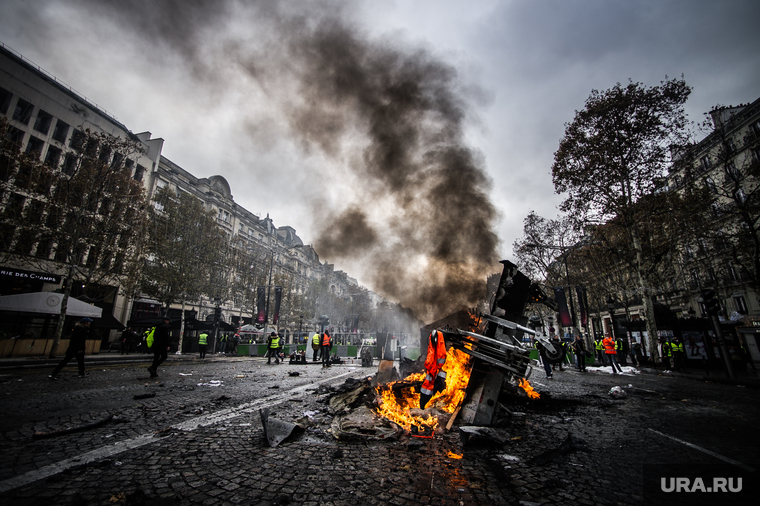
[0,267,61,284]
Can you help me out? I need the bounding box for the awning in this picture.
[92,312,125,330]
[0,292,102,318]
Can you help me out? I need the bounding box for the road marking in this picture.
[0,368,365,493]
[648,429,756,472]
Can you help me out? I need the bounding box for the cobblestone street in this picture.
[0,355,757,505]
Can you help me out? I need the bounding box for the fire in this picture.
[374,348,473,431]
[519,378,540,399]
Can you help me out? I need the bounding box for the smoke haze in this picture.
[20,0,503,322]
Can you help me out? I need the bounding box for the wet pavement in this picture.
[0,353,758,505]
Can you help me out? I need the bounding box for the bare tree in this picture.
[551,78,692,361]
[0,119,149,356]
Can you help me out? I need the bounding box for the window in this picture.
[0,87,12,115]
[725,161,739,179]
[733,295,748,315]
[5,126,25,146]
[32,110,53,135]
[110,152,124,169]
[752,120,760,138]
[25,136,45,158]
[690,269,700,287]
[69,129,86,151]
[12,98,33,125]
[728,263,740,282]
[98,145,111,164]
[61,153,78,175]
[218,210,230,223]
[704,177,716,193]
[133,164,145,182]
[700,155,711,171]
[156,179,167,190]
[51,119,69,143]
[45,146,62,168]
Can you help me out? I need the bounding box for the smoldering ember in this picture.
[0,260,757,506]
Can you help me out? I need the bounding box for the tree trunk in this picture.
[49,264,75,358]
[176,297,186,354]
[631,229,659,364]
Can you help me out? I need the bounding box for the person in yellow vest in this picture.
[267,332,281,364]
[321,330,332,367]
[659,338,672,372]
[595,338,605,364]
[311,332,321,362]
[672,336,685,372]
[198,331,208,359]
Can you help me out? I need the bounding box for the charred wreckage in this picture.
[261,261,567,446]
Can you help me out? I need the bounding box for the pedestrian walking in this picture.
[198,331,209,359]
[231,333,240,355]
[595,337,605,364]
[572,334,587,372]
[672,336,685,372]
[120,326,134,355]
[311,332,321,361]
[535,339,553,379]
[148,316,172,378]
[633,340,644,365]
[617,336,628,366]
[266,332,281,364]
[551,336,565,371]
[628,337,639,366]
[658,338,672,372]
[49,317,93,379]
[603,334,623,374]
[321,330,332,367]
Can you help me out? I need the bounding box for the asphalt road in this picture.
[0,355,757,506]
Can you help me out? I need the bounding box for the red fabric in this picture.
[422,330,447,394]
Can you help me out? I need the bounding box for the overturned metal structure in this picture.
[438,261,559,425]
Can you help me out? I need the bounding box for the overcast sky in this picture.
[1,0,759,312]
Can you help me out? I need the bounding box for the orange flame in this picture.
[447,451,463,459]
[374,348,473,431]
[519,378,540,399]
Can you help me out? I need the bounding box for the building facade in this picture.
[0,42,375,353]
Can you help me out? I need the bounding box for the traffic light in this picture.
[214,307,222,323]
[701,290,720,316]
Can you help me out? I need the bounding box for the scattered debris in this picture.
[260,407,303,448]
[197,380,223,387]
[458,426,509,447]
[179,373,192,376]
[330,405,402,440]
[288,372,300,377]
[609,386,627,399]
[33,415,114,439]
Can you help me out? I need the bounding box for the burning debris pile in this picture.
[363,260,557,436]
[290,260,559,442]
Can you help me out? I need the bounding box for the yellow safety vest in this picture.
[199,333,208,345]
[312,333,321,345]
[269,336,280,349]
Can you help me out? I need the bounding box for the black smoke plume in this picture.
[72,0,502,322]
